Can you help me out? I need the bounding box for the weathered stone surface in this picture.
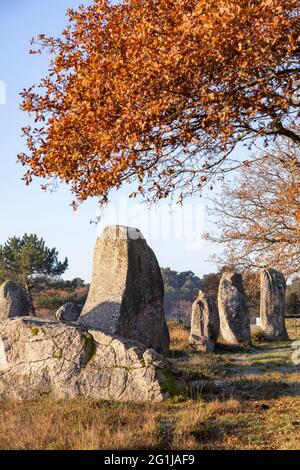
[260,269,288,341]
[0,318,182,402]
[189,290,219,352]
[79,226,170,355]
[55,303,82,322]
[0,281,30,320]
[218,272,251,346]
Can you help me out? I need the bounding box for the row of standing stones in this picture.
[190,269,288,353]
[0,226,289,402]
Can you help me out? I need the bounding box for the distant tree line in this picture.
[161,268,202,319]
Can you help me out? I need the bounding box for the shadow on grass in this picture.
[189,415,251,447]
[189,377,300,402]
[168,349,190,360]
[215,343,252,354]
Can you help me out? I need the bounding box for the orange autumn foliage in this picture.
[18,0,300,206]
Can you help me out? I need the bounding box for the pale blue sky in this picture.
[0,0,222,281]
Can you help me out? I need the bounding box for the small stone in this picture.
[218,271,251,346]
[189,290,219,352]
[260,268,288,341]
[55,302,82,322]
[0,281,30,320]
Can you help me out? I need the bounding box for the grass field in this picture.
[0,321,299,450]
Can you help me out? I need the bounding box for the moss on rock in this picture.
[31,327,40,336]
[82,332,97,364]
[53,348,63,360]
[160,368,185,399]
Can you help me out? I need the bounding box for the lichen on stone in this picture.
[53,348,63,360]
[82,332,97,364]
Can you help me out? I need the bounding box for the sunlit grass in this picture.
[0,321,299,450]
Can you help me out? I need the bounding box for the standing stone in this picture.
[189,290,219,352]
[218,271,251,346]
[79,226,170,354]
[0,281,30,320]
[260,269,288,340]
[56,303,82,322]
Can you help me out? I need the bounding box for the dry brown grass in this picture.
[168,321,190,351]
[0,321,299,450]
[0,396,299,450]
[0,401,161,450]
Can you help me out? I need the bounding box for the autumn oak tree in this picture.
[18,0,299,207]
[207,142,300,276]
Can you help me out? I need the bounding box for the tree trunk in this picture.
[24,282,36,317]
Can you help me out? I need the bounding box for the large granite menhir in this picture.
[218,271,251,347]
[0,281,30,320]
[79,226,170,355]
[189,290,219,352]
[0,318,181,402]
[260,269,288,340]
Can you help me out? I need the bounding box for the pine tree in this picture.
[0,234,68,315]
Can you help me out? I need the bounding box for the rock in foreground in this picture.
[218,271,251,347]
[189,290,219,352]
[0,281,30,320]
[0,318,181,402]
[79,225,169,355]
[260,269,288,341]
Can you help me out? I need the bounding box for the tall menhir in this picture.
[79,225,170,355]
[260,269,288,341]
